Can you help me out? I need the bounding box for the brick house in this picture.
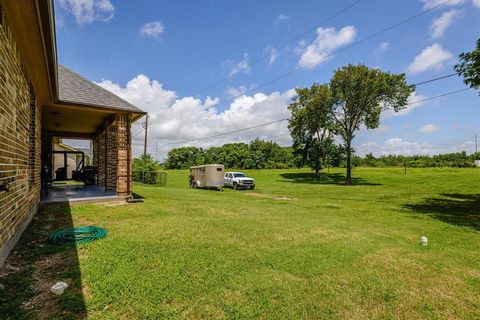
[0,1,145,265]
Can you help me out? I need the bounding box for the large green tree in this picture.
[329,64,413,184]
[288,84,336,177]
[454,38,480,93]
[164,146,204,169]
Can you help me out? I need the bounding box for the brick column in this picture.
[105,123,117,191]
[97,131,106,186]
[92,135,99,184]
[116,114,130,196]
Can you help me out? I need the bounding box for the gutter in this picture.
[36,0,59,103]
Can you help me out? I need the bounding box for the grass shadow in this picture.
[403,193,480,230]
[0,204,87,319]
[131,192,145,200]
[279,172,382,186]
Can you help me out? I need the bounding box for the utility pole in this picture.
[143,114,148,157]
[155,142,158,162]
[475,133,478,154]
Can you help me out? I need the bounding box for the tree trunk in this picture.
[345,142,352,185]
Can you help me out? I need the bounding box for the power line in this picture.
[405,87,471,106]
[412,73,457,86]
[132,144,145,151]
[132,129,144,139]
[151,2,454,127]
[162,118,289,146]
[193,0,366,96]
[144,114,149,157]
[200,0,455,111]
[152,72,463,129]
[160,86,471,147]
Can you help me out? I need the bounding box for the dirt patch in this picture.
[28,253,69,317]
[245,192,295,201]
[0,204,87,319]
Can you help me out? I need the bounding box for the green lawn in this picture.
[1,168,479,319]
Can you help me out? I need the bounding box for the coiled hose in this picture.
[48,226,107,245]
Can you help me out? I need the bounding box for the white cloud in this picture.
[265,46,278,66]
[373,125,391,134]
[222,53,251,76]
[225,84,256,98]
[406,44,453,74]
[421,0,479,8]
[276,14,290,22]
[356,137,474,156]
[383,91,428,118]
[57,0,115,24]
[419,124,441,133]
[375,42,390,53]
[97,75,295,160]
[420,0,464,9]
[140,21,165,39]
[430,9,462,39]
[298,26,357,69]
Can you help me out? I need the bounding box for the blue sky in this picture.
[55,0,480,159]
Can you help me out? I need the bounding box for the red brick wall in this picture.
[93,115,131,195]
[97,131,106,185]
[116,114,131,196]
[0,10,42,263]
[105,123,117,191]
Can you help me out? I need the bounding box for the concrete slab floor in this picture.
[40,185,121,204]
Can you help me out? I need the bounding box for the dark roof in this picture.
[57,65,144,113]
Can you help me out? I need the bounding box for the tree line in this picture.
[162,141,479,170]
[353,152,480,168]
[164,139,300,169]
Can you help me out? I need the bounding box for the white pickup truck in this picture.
[224,172,255,190]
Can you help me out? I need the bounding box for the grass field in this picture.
[1,168,479,319]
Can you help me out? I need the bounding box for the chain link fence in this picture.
[132,171,167,187]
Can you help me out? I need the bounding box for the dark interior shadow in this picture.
[0,204,86,319]
[403,193,480,230]
[279,172,382,186]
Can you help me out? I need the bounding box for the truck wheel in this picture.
[250,185,255,190]
[233,183,238,190]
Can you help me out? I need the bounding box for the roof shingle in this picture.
[58,65,144,113]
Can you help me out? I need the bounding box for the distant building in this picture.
[474,160,480,167]
[52,138,85,180]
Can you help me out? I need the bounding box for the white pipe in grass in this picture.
[420,236,428,246]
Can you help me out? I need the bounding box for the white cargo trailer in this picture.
[189,164,224,190]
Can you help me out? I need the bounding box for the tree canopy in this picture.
[159,144,479,170]
[288,64,413,184]
[330,64,413,184]
[455,38,480,93]
[288,84,339,176]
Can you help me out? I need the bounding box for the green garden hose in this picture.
[48,226,107,245]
